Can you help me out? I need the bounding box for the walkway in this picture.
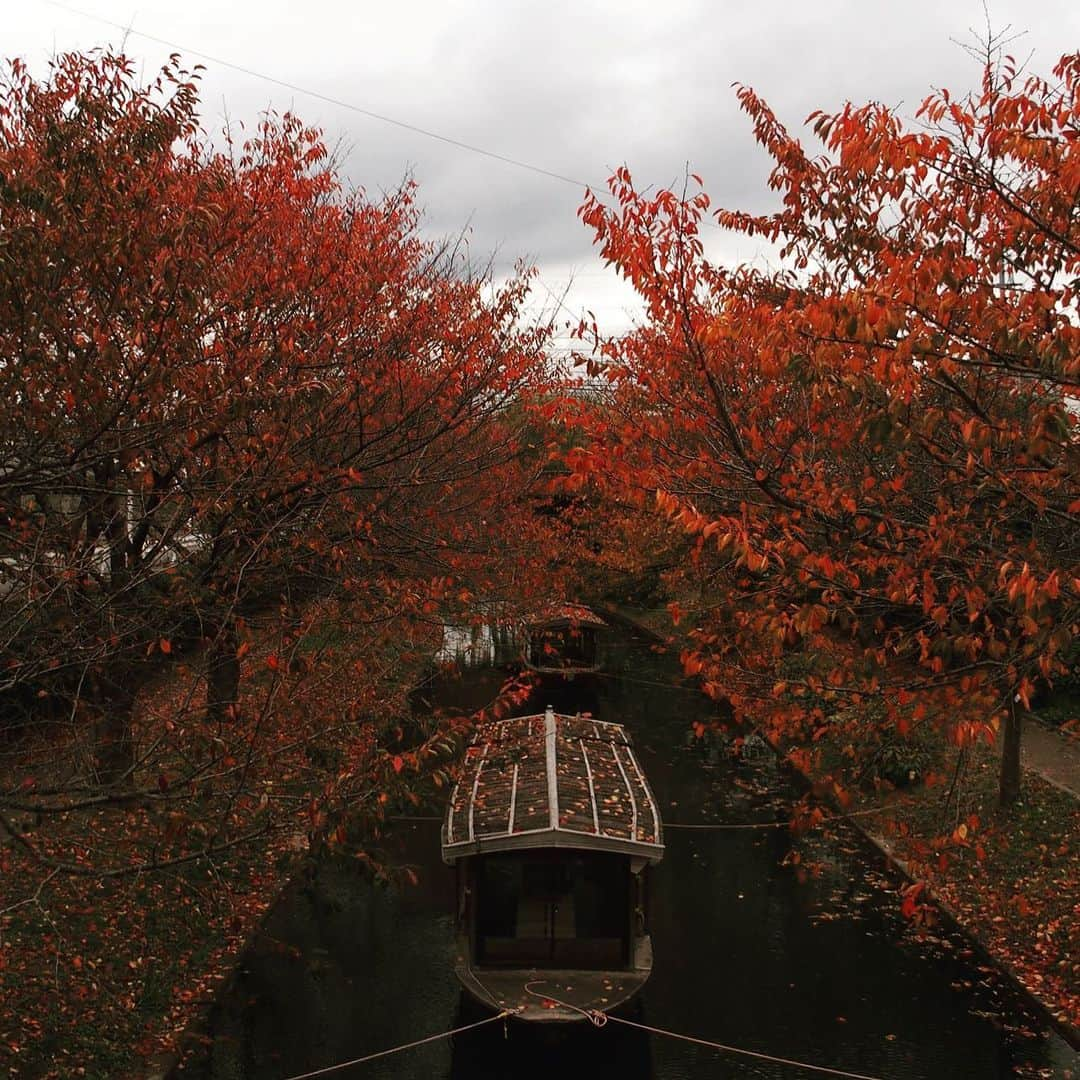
[1022,718,1080,799]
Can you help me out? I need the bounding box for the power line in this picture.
[40,0,597,190]
[37,1,734,237]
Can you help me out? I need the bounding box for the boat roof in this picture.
[442,708,664,864]
[524,603,608,630]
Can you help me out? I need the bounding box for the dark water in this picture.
[187,629,1079,1079]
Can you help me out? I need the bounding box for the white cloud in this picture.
[7,0,1078,339]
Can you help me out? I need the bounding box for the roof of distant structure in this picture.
[441,708,664,864]
[524,603,608,631]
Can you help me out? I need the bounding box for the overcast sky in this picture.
[7,1,1079,348]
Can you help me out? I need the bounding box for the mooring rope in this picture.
[601,1015,886,1080]
[522,980,608,1025]
[278,1010,516,1080]
[522,981,886,1079]
[663,806,887,831]
[275,992,890,1080]
[392,805,887,831]
[396,815,793,828]
[664,820,791,830]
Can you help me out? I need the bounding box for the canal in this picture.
[185,625,1078,1078]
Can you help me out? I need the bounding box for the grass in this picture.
[0,833,289,1079]
[1033,690,1080,734]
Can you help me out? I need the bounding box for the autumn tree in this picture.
[0,51,552,881]
[575,48,1079,807]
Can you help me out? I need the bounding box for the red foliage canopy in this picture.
[0,52,553,874]
[575,51,1079,803]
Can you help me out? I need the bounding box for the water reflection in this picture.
[185,626,1078,1079]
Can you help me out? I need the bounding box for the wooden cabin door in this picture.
[475,851,629,968]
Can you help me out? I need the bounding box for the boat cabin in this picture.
[442,708,663,1021]
[523,604,607,674]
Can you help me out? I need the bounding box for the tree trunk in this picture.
[998,700,1023,808]
[103,484,129,590]
[206,624,240,725]
[91,676,136,788]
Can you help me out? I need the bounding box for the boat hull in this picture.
[454,934,653,1022]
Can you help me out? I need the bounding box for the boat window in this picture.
[475,851,630,969]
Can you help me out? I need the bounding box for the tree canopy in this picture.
[572,48,1079,807]
[0,51,554,874]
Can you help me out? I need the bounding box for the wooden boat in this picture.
[442,707,663,1022]
[522,604,607,675]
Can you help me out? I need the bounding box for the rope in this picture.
[664,806,887,831]
[665,820,789,830]
[468,969,514,1015]
[523,980,609,1026]
[522,980,886,1079]
[388,806,888,830]
[389,815,788,829]
[602,1014,887,1080]
[273,985,890,1079]
[278,1010,515,1080]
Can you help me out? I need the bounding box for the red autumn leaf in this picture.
[901,882,925,920]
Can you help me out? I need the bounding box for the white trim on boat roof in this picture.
[441,826,664,862]
[442,709,664,865]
